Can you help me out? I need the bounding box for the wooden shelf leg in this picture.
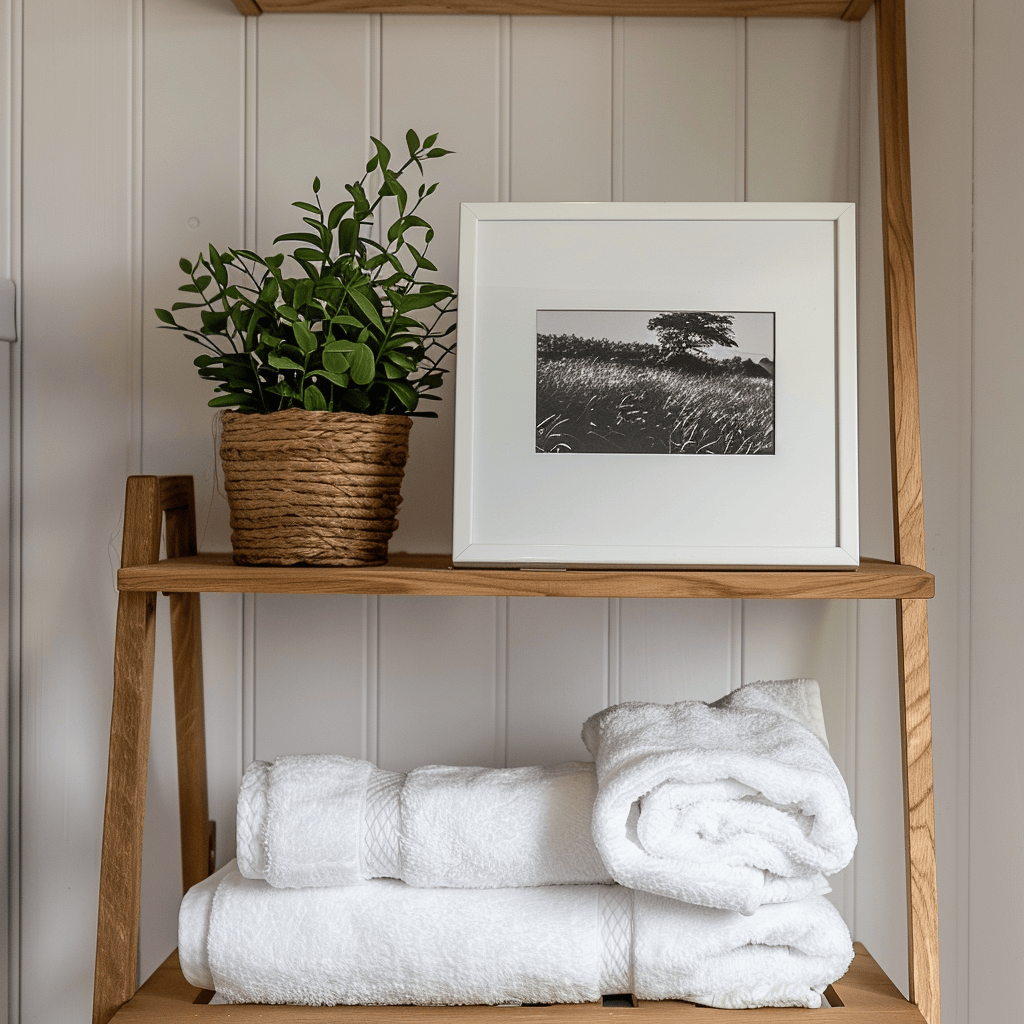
[161,476,214,892]
[897,598,940,1024]
[92,479,162,1024]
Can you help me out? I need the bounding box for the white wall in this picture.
[6,1,995,1022]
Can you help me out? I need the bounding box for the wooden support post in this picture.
[160,476,214,892]
[92,478,162,1024]
[875,2,941,1021]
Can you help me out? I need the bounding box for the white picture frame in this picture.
[452,202,858,568]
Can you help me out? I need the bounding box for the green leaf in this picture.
[293,247,327,262]
[327,201,354,230]
[406,128,420,155]
[383,360,405,379]
[208,394,243,408]
[386,380,418,410]
[348,343,375,385]
[155,308,176,325]
[371,137,391,172]
[423,133,438,148]
[396,290,446,314]
[322,346,351,373]
[328,314,363,330]
[259,278,280,305]
[292,201,321,215]
[349,289,385,333]
[303,384,327,411]
[272,231,322,247]
[179,257,194,274]
[318,369,350,388]
[293,320,317,355]
[208,245,228,286]
[276,304,298,323]
[427,148,453,158]
[268,352,304,371]
[386,350,416,371]
[312,176,321,194]
[293,279,314,312]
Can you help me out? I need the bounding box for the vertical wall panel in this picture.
[250,15,375,778]
[746,18,854,202]
[971,0,1024,1020]
[254,595,368,761]
[138,0,247,983]
[619,599,737,705]
[617,18,742,721]
[743,15,859,932]
[256,14,375,254]
[742,599,853,917]
[377,596,498,772]
[622,18,742,202]
[510,17,612,202]
[382,15,501,555]
[373,17,503,776]
[506,599,608,766]
[19,0,134,1017]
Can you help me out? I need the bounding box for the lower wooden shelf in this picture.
[111,944,924,1023]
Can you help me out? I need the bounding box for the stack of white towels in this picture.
[179,678,858,1009]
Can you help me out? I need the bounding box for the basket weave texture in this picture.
[220,408,412,567]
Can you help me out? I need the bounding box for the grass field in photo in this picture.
[536,356,774,455]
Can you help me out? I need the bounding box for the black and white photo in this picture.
[536,309,775,455]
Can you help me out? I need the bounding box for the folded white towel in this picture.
[237,754,610,889]
[179,863,853,1008]
[582,679,857,915]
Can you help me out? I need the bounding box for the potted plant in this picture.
[156,131,456,566]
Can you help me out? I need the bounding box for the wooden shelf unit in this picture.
[93,2,939,1024]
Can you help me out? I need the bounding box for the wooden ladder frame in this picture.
[90,1,939,1023]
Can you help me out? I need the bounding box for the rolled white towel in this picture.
[237,754,610,889]
[582,679,857,915]
[179,863,854,1008]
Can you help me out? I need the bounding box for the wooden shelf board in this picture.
[243,0,861,17]
[111,944,925,1023]
[118,552,933,600]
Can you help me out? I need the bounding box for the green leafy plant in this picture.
[155,131,456,416]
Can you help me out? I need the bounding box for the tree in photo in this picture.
[647,311,737,355]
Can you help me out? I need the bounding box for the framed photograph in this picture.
[452,203,858,568]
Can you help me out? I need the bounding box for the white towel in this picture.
[582,679,857,915]
[179,863,853,1008]
[237,754,610,889]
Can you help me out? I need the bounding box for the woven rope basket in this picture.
[220,408,413,567]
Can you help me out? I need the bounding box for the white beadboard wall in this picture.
[10,2,981,1023]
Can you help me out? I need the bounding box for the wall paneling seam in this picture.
[5,0,21,1012]
[241,16,258,778]
[130,0,143,477]
[735,18,746,202]
[611,16,624,202]
[498,16,510,203]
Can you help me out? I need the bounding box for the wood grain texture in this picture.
[93,479,163,1024]
[896,598,941,1024]
[112,945,926,1022]
[876,2,940,1019]
[876,0,926,573]
[161,477,214,892]
[229,0,263,13]
[842,0,873,21]
[118,551,934,599]
[253,0,851,15]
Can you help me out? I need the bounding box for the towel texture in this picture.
[237,754,610,889]
[179,863,853,1008]
[582,679,857,915]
